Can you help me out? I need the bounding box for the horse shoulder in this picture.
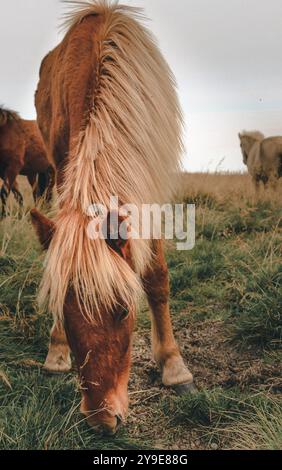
[247,142,261,175]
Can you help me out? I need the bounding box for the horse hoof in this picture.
[43,366,72,376]
[43,359,72,375]
[173,382,198,396]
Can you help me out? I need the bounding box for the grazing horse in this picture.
[239,131,282,190]
[33,1,195,434]
[0,107,54,216]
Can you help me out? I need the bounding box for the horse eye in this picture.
[119,308,129,321]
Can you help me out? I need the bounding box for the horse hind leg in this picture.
[12,181,24,207]
[37,167,55,204]
[37,172,47,201]
[44,321,72,373]
[1,163,23,216]
[27,173,38,203]
[45,167,55,204]
[142,240,196,395]
[0,183,9,217]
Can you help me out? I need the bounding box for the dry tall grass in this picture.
[180,172,282,206]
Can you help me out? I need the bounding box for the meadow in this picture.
[0,173,281,450]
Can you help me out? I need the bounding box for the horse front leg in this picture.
[252,175,261,193]
[44,320,72,373]
[142,241,196,395]
[266,173,278,191]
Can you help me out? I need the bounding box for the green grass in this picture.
[231,264,282,347]
[162,389,282,450]
[0,175,281,450]
[0,370,145,450]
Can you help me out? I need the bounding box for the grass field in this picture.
[0,173,281,450]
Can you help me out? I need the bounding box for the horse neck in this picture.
[247,140,261,169]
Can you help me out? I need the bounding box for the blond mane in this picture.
[240,130,265,141]
[39,0,183,321]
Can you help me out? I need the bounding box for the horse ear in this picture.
[103,211,131,260]
[30,209,55,250]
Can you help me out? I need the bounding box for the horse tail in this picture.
[40,1,183,321]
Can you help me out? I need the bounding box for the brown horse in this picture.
[0,107,55,216]
[33,1,195,434]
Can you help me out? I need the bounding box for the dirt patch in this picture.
[176,319,282,392]
[126,316,281,449]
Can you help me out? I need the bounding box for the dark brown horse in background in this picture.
[0,107,55,216]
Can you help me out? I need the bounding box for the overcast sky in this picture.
[1,0,282,172]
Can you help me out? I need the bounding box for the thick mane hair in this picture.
[39,0,184,322]
[240,130,265,141]
[0,107,20,127]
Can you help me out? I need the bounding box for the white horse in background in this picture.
[239,131,282,190]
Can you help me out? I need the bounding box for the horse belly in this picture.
[0,148,24,171]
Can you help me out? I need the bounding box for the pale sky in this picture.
[1,0,282,172]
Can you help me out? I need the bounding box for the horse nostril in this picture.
[101,415,123,437]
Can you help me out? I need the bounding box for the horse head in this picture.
[31,208,136,434]
[239,131,264,165]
